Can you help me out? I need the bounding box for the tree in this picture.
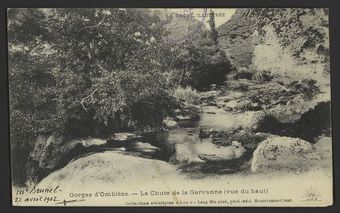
[170,11,233,89]
[8,8,178,185]
[208,10,219,45]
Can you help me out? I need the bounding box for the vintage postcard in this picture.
[8,8,332,206]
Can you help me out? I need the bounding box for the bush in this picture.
[287,79,320,100]
[233,69,254,80]
[171,27,234,89]
[252,70,274,82]
[173,86,200,106]
[88,70,178,132]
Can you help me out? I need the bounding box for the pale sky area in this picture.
[164,8,237,28]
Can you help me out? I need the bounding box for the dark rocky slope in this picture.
[217,9,256,69]
[218,8,329,84]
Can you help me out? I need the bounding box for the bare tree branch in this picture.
[77,13,107,34]
[81,88,98,111]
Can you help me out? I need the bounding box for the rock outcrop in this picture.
[38,152,179,188]
[29,135,61,170]
[217,9,256,68]
[255,101,331,142]
[26,135,108,184]
[218,9,329,83]
[251,136,320,173]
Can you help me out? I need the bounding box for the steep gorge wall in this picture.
[217,9,256,69]
[218,9,330,89]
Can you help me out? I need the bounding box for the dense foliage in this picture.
[169,11,233,89]
[8,8,179,185]
[9,9,233,185]
[9,9,176,137]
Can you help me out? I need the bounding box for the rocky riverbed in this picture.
[31,75,332,188]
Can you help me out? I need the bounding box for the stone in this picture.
[132,142,160,153]
[81,138,107,147]
[199,127,210,139]
[198,141,246,162]
[29,135,50,162]
[174,106,200,121]
[224,106,233,111]
[238,111,267,130]
[38,152,178,188]
[27,135,108,184]
[117,147,126,151]
[251,136,320,173]
[224,100,239,109]
[163,117,177,128]
[110,133,142,142]
[200,90,219,99]
[176,115,192,121]
[235,100,252,110]
[254,132,277,139]
[33,135,62,170]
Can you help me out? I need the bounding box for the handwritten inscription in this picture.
[14,186,62,204]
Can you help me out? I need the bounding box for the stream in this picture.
[63,102,242,172]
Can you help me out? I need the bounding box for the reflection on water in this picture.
[136,110,238,164]
[66,110,239,167]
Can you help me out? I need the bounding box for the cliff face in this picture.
[218,8,329,87]
[153,9,206,43]
[217,9,256,69]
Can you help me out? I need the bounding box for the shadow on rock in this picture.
[255,101,331,142]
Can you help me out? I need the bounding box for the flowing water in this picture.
[53,91,247,179]
[64,105,240,168]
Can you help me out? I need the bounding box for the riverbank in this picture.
[15,75,332,206]
[24,73,332,185]
[13,138,331,206]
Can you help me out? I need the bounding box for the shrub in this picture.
[252,70,274,82]
[171,19,234,89]
[287,79,320,100]
[178,43,232,89]
[233,69,254,80]
[88,70,178,132]
[173,86,200,106]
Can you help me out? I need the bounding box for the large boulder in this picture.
[251,136,320,173]
[29,135,50,164]
[29,135,63,170]
[38,152,178,188]
[26,135,63,184]
[255,101,331,142]
[27,135,107,184]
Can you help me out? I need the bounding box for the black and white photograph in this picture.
[8,8,332,206]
